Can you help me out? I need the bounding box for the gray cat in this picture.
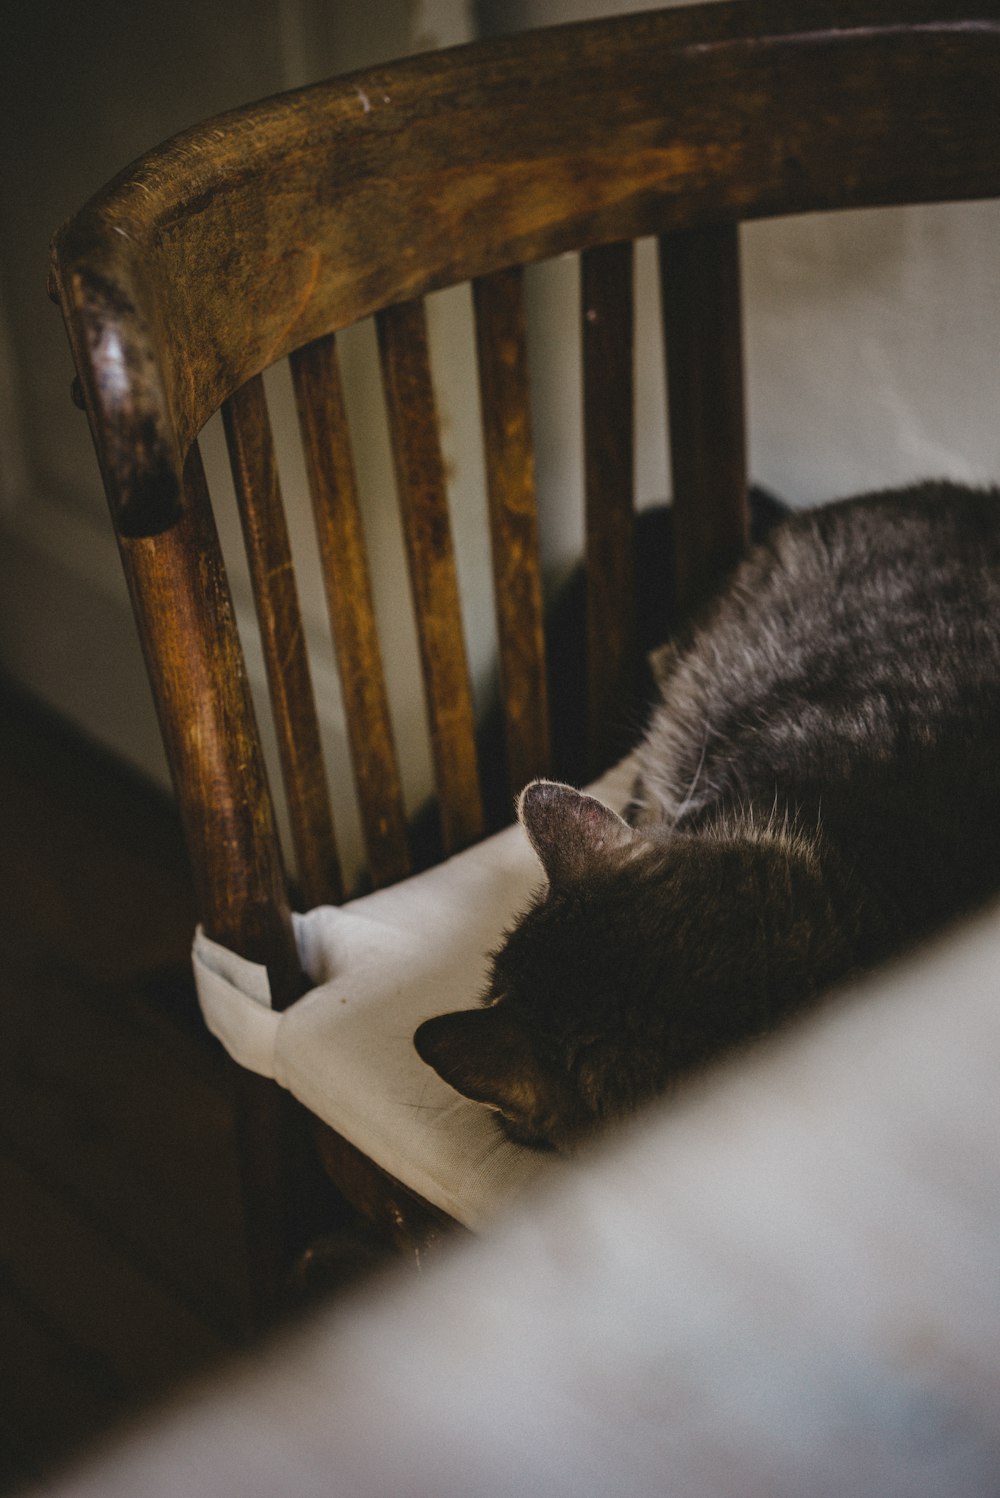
[415,482,1000,1150]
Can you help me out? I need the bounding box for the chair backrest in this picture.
[51,0,1000,1011]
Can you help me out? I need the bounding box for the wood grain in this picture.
[376,298,484,855]
[290,335,411,890]
[52,1,1000,533]
[222,375,343,908]
[116,443,301,1003]
[113,444,306,1319]
[49,0,1000,1320]
[473,266,551,799]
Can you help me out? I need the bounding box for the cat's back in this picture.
[768,481,1000,622]
[637,482,1000,827]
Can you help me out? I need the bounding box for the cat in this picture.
[414,481,1000,1151]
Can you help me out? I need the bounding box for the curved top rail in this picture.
[51,0,1000,535]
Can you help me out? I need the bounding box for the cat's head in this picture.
[414,781,690,1152]
[414,781,854,1151]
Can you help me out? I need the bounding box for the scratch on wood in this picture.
[262,249,322,365]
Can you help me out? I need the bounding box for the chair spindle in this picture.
[472,266,551,801]
[289,334,412,891]
[376,298,484,855]
[124,442,302,1004]
[222,375,344,908]
[581,241,638,775]
[659,223,749,620]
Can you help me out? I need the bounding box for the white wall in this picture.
[742,203,1000,505]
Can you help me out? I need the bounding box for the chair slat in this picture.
[121,442,302,1002]
[472,267,551,800]
[376,298,485,855]
[289,334,412,891]
[581,241,637,774]
[659,223,749,619]
[222,376,343,908]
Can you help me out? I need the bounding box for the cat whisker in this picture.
[673,720,710,824]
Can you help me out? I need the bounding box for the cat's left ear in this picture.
[517,779,639,887]
[413,1006,550,1127]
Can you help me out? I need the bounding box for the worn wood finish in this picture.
[0,682,248,1362]
[117,444,300,1003]
[581,241,637,773]
[289,335,411,890]
[51,3,1000,536]
[222,376,343,908]
[50,1,1000,1318]
[112,445,306,1316]
[376,298,484,855]
[472,267,551,799]
[660,223,749,617]
[312,1123,462,1255]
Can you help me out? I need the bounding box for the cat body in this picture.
[415,482,1000,1150]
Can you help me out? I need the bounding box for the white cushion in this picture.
[193,756,638,1229]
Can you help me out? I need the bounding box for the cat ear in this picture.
[517,779,639,886]
[414,1007,546,1124]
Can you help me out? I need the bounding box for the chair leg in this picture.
[228,1067,458,1329]
[311,1121,463,1259]
[228,1066,343,1332]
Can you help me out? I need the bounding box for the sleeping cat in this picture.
[415,481,1000,1151]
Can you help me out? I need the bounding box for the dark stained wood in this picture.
[117,443,302,1003]
[376,298,484,854]
[114,445,307,1319]
[290,334,411,890]
[312,1122,463,1254]
[49,0,1000,1323]
[581,241,637,773]
[222,375,343,908]
[472,266,551,799]
[0,684,449,1486]
[3,955,244,1339]
[50,2,1000,521]
[0,1148,223,1395]
[659,223,749,617]
[0,683,242,1486]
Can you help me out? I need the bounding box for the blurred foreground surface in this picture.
[29,893,1000,1498]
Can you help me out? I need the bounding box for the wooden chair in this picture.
[50,0,1000,1321]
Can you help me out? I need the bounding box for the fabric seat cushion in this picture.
[193,757,637,1229]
